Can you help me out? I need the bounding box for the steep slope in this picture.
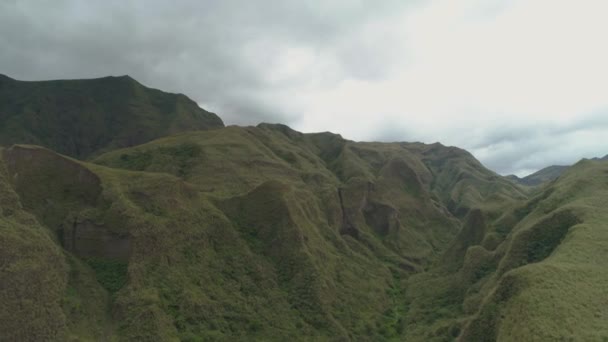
[0,146,113,341]
[2,75,605,341]
[0,120,526,341]
[460,159,608,341]
[0,74,223,159]
[2,144,313,341]
[0,147,70,341]
[2,122,604,341]
[94,124,526,266]
[404,158,608,341]
[90,123,525,340]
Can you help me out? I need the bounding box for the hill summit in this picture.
[0,75,223,158]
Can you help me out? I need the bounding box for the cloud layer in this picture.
[2,0,607,176]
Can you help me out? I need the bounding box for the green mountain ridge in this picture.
[0,74,224,159]
[0,76,607,341]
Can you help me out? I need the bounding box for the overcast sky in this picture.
[2,0,607,176]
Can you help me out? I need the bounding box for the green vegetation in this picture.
[0,74,223,159]
[0,75,606,341]
[404,159,608,341]
[85,258,128,294]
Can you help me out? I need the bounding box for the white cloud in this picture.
[287,0,608,174]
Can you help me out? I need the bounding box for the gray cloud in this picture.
[1,0,606,176]
[0,0,414,125]
[466,111,608,175]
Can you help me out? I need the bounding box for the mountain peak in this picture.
[0,75,224,158]
[0,73,14,82]
[105,74,136,82]
[89,74,138,84]
[590,154,608,161]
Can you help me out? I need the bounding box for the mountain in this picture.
[507,165,569,186]
[1,76,607,341]
[0,124,524,341]
[0,74,223,159]
[509,154,608,186]
[412,158,608,341]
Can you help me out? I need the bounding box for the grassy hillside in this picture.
[461,159,608,341]
[403,158,608,341]
[0,147,71,341]
[0,121,528,341]
[91,124,474,339]
[0,74,223,159]
[1,76,606,341]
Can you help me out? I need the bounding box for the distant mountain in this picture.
[508,154,607,186]
[0,74,223,159]
[508,165,569,186]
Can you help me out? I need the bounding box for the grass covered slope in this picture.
[0,120,527,341]
[0,148,70,341]
[2,73,606,341]
[461,159,608,341]
[91,125,463,339]
[0,74,223,159]
[94,123,526,268]
[403,158,608,341]
[1,101,604,340]
[89,123,528,339]
[1,144,309,340]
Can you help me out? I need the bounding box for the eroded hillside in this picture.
[0,121,529,341]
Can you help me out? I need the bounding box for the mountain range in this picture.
[1,75,607,341]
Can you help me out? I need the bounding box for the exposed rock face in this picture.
[3,144,102,210]
[60,220,131,261]
[337,187,359,238]
[363,201,399,236]
[3,145,130,261]
[442,209,487,270]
